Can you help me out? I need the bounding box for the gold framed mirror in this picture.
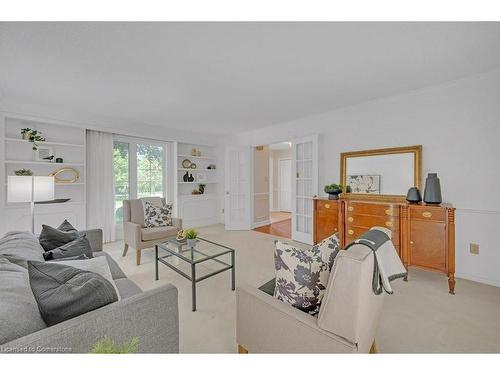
[340,145,422,201]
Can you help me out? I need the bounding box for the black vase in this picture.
[406,187,422,203]
[423,173,442,204]
[183,171,189,182]
[188,173,194,182]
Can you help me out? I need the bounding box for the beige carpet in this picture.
[104,224,500,353]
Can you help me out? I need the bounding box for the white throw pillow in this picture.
[273,233,340,315]
[55,256,121,300]
[143,201,173,227]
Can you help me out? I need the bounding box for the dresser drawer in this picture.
[316,200,338,214]
[345,202,399,217]
[345,214,399,231]
[410,206,446,222]
[345,225,400,245]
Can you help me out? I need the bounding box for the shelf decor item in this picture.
[423,173,442,204]
[49,167,80,183]
[198,184,206,194]
[35,146,54,161]
[14,168,33,176]
[21,128,46,150]
[188,173,194,182]
[207,164,216,170]
[191,148,198,156]
[196,150,201,157]
[183,171,189,182]
[55,157,63,163]
[190,163,197,169]
[406,187,422,203]
[182,159,192,168]
[324,184,351,200]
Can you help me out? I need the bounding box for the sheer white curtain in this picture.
[86,130,115,242]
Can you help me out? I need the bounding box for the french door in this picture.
[278,158,292,212]
[291,135,318,244]
[225,146,252,230]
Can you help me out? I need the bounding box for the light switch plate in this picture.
[470,243,480,255]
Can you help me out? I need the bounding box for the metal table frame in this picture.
[155,237,235,311]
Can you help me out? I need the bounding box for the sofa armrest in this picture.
[123,221,142,248]
[172,218,182,229]
[79,228,103,252]
[236,284,356,353]
[2,284,179,353]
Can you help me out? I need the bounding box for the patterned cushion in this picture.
[143,201,173,227]
[273,233,340,315]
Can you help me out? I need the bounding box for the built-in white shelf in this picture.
[4,160,84,166]
[178,181,217,184]
[178,154,216,160]
[4,137,84,148]
[178,168,216,171]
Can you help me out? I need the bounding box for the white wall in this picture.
[234,70,500,287]
[270,148,292,211]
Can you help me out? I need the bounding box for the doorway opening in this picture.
[252,141,292,239]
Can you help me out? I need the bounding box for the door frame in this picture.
[277,157,292,212]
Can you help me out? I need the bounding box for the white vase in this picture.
[187,239,197,248]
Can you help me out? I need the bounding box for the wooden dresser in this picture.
[313,197,456,294]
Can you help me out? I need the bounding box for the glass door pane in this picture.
[113,141,130,224]
[137,143,164,199]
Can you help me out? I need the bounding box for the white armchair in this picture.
[122,197,182,265]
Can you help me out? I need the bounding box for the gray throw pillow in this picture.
[39,224,79,251]
[28,261,118,326]
[42,235,93,261]
[58,219,77,232]
[0,257,47,345]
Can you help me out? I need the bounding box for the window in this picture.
[113,138,169,230]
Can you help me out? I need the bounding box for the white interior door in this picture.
[278,159,292,212]
[292,135,318,244]
[225,146,252,230]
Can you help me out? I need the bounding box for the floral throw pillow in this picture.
[273,233,340,315]
[144,201,173,227]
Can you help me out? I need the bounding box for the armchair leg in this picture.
[238,345,248,354]
[369,341,377,354]
[122,243,129,257]
[136,249,141,266]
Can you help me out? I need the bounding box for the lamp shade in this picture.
[34,176,55,202]
[7,176,33,202]
[7,176,54,203]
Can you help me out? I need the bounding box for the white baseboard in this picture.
[455,272,500,288]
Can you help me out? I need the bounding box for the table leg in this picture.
[231,250,235,291]
[191,263,196,311]
[155,245,159,281]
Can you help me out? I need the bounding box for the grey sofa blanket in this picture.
[345,226,407,295]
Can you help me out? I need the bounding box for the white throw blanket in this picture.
[345,226,407,295]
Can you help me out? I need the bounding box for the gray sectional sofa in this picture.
[0,230,179,353]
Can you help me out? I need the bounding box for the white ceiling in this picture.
[1,22,500,135]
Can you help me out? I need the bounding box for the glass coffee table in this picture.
[155,238,235,311]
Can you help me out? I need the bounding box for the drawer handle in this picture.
[348,229,354,235]
[385,221,393,228]
[324,204,331,209]
[348,217,354,223]
[422,211,432,218]
[385,209,393,215]
[410,241,414,245]
[348,206,354,212]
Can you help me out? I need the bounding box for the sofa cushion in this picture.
[144,201,173,227]
[27,260,118,326]
[141,226,179,241]
[93,252,127,280]
[43,235,93,261]
[0,257,47,345]
[53,256,120,299]
[114,278,142,299]
[39,224,79,251]
[0,231,44,262]
[273,233,340,316]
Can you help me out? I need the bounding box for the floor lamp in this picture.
[7,176,55,233]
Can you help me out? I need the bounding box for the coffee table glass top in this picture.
[159,237,234,264]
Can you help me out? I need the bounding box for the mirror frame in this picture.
[340,145,422,202]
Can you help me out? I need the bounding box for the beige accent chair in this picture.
[236,244,384,353]
[122,197,182,265]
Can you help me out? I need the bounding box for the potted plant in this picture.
[324,184,351,200]
[14,168,33,176]
[184,228,198,248]
[21,128,46,151]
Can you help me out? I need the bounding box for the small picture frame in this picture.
[36,146,54,162]
[196,172,207,183]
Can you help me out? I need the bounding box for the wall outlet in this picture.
[470,243,480,255]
